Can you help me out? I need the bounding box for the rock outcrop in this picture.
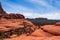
[0,13,25,19]
[0,3,25,19]
[1,2,60,40]
[55,22,60,26]
[31,29,54,37]
[0,3,36,38]
[40,25,60,35]
[0,19,36,38]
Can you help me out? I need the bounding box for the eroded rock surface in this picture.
[0,14,25,19]
[41,25,60,35]
[0,2,60,40]
[55,22,60,26]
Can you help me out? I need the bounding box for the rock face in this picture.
[0,13,25,19]
[0,3,25,19]
[1,2,60,40]
[40,25,60,35]
[55,22,60,26]
[0,19,36,38]
[0,3,36,38]
[0,14,25,19]
[31,29,54,37]
[5,34,60,40]
[3,14,25,19]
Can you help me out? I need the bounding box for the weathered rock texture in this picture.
[1,14,25,19]
[0,2,60,40]
[0,3,36,39]
[0,2,25,19]
[55,22,60,26]
[41,25,60,35]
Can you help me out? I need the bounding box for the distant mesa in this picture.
[0,2,25,19]
[27,18,48,20]
[35,18,48,20]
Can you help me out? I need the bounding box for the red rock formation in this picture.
[41,25,60,35]
[9,13,17,19]
[31,29,54,37]
[4,34,60,40]
[0,14,2,18]
[0,2,25,19]
[0,14,25,19]
[1,2,60,40]
[16,14,25,19]
[0,19,36,38]
[55,22,60,26]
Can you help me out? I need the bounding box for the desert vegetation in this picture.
[27,18,60,26]
[0,20,36,39]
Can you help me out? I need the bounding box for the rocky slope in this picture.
[0,13,25,19]
[0,3,60,40]
[1,18,60,40]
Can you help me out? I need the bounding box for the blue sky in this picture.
[0,0,60,19]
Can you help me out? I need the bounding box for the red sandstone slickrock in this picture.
[55,22,60,26]
[0,16,60,40]
[0,2,60,40]
[0,13,60,40]
[41,25,60,35]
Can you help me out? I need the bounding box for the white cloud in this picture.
[2,0,60,20]
[26,0,54,8]
[23,12,60,19]
[3,2,34,13]
[29,0,47,6]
